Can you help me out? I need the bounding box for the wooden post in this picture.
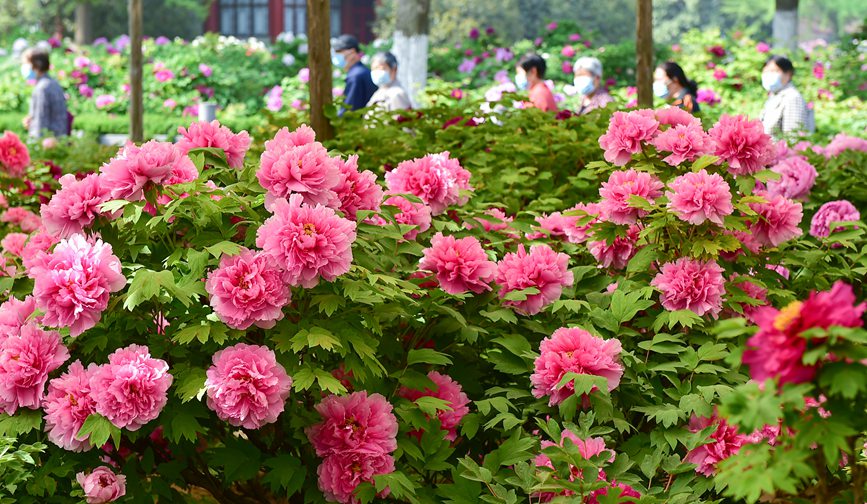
[636,0,653,108]
[307,0,334,140]
[129,0,144,142]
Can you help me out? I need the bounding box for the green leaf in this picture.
[480,308,518,324]
[77,414,119,449]
[691,154,720,172]
[169,409,204,443]
[0,410,43,436]
[175,366,207,403]
[204,241,242,258]
[407,348,453,366]
[262,455,305,494]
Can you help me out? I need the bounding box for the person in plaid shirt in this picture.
[760,55,814,139]
[21,49,68,138]
[573,57,614,115]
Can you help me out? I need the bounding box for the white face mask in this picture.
[371,69,392,86]
[515,72,528,91]
[762,71,783,92]
[653,80,670,99]
[573,75,595,96]
[21,64,35,80]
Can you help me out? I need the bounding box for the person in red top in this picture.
[515,53,557,112]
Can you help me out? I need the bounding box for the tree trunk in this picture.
[74,2,92,45]
[636,0,653,108]
[773,0,799,56]
[129,0,144,142]
[307,0,334,140]
[392,0,430,108]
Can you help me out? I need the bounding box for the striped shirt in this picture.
[577,89,614,115]
[761,83,814,138]
[29,76,69,138]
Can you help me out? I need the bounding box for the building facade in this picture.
[204,0,377,42]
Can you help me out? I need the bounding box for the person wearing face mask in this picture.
[21,48,68,138]
[366,52,412,111]
[653,61,700,114]
[331,34,377,114]
[515,53,557,112]
[572,56,613,115]
[760,55,813,138]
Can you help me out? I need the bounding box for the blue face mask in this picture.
[331,52,346,70]
[762,71,783,92]
[20,64,35,80]
[371,69,392,87]
[573,75,595,96]
[515,72,528,91]
[653,80,670,99]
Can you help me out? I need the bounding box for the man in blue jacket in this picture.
[332,34,377,113]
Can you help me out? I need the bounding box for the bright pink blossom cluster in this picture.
[399,371,470,441]
[0,130,30,177]
[40,174,111,238]
[100,140,199,201]
[666,169,733,226]
[419,233,497,294]
[598,169,663,225]
[765,155,817,200]
[685,413,750,476]
[0,321,68,415]
[495,244,573,315]
[810,200,860,239]
[176,120,252,169]
[651,258,726,317]
[385,151,473,215]
[76,466,126,504]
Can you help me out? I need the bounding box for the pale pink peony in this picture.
[317,451,394,504]
[563,202,602,244]
[176,120,252,169]
[531,327,623,405]
[823,133,867,157]
[598,109,659,166]
[205,343,293,429]
[43,360,99,451]
[470,208,514,233]
[76,466,126,504]
[651,258,725,317]
[599,169,664,225]
[307,391,398,457]
[588,225,640,269]
[100,140,198,201]
[20,230,58,273]
[708,114,774,176]
[765,156,817,200]
[729,274,768,322]
[0,131,30,177]
[747,192,803,247]
[384,152,473,215]
[256,194,357,288]
[1,232,28,256]
[495,244,573,315]
[399,371,470,441]
[258,127,339,209]
[530,212,576,240]
[810,200,860,238]
[0,323,68,414]
[0,296,36,340]
[656,107,700,128]
[1,207,42,232]
[90,344,173,431]
[205,248,291,330]
[40,174,111,238]
[666,169,733,225]
[685,413,749,476]
[29,234,126,337]
[332,155,383,220]
[651,122,713,166]
[418,233,496,294]
[378,195,432,240]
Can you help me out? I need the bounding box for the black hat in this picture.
[332,34,359,52]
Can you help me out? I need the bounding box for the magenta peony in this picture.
[20,230,58,274]
[708,114,774,176]
[651,258,725,317]
[418,233,497,295]
[89,344,173,430]
[377,195,433,240]
[317,451,394,504]
[495,244,573,315]
[598,109,659,166]
[100,140,198,201]
[765,156,817,200]
[531,327,623,405]
[40,174,111,238]
[205,248,291,330]
[0,323,68,414]
[256,194,357,288]
[307,391,398,457]
[587,225,640,269]
[747,192,803,247]
[666,169,733,226]
[1,207,41,232]
[729,275,768,322]
[0,296,36,339]
[332,155,383,220]
[76,466,126,504]
[43,360,99,451]
[470,208,513,233]
[205,343,293,429]
[0,131,30,177]
[176,120,252,169]
[822,133,867,157]
[685,414,749,476]
[599,169,664,225]
[1,232,27,256]
[563,202,602,244]
[384,152,472,215]
[656,107,699,128]
[266,125,316,149]
[257,130,339,209]
[810,200,860,238]
[29,234,126,337]
[399,371,470,441]
[651,122,713,166]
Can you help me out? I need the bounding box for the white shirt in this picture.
[760,82,814,138]
[366,80,412,111]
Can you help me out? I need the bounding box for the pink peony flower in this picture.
[76,466,126,504]
[810,200,860,238]
[598,110,660,166]
[205,248,291,330]
[561,203,602,244]
[385,152,473,215]
[651,258,726,317]
[205,343,292,429]
[257,127,339,208]
[332,155,383,220]
[1,232,28,257]
[1,207,41,232]
[530,212,575,240]
[666,169,733,225]
[176,120,252,169]
[0,323,68,414]
[299,67,310,83]
[729,274,768,322]
[588,225,639,269]
[712,68,727,81]
[709,115,774,176]
[100,140,198,201]
[495,244,573,315]
[599,169,664,225]
[561,45,576,58]
[822,133,867,157]
[0,131,31,177]
[43,360,99,451]
[685,413,749,476]
[198,63,213,77]
[756,42,770,53]
[29,234,125,337]
[766,156,817,200]
[742,281,865,385]
[418,233,496,295]
[20,230,58,274]
[531,327,623,405]
[154,69,174,82]
[307,391,398,457]
[0,296,36,340]
[256,194,357,288]
[472,208,513,233]
[90,344,173,430]
[94,95,116,108]
[40,174,111,238]
[317,451,394,504]
[399,371,470,441]
[378,195,432,240]
[696,88,721,106]
[651,122,713,166]
[747,192,803,247]
[655,107,699,128]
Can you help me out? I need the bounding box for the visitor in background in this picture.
[516,53,557,112]
[760,55,814,138]
[22,48,68,138]
[573,56,613,115]
[367,52,412,111]
[654,61,700,114]
[332,34,377,113]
